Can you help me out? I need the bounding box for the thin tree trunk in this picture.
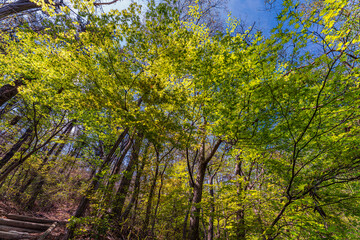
[142,160,159,232]
[189,161,207,240]
[182,199,192,239]
[112,132,143,219]
[25,177,44,209]
[130,192,139,226]
[189,139,222,240]
[48,121,74,161]
[207,175,215,240]
[201,208,207,240]
[62,173,95,240]
[98,136,133,208]
[120,144,148,221]
[58,146,80,175]
[64,147,83,180]
[17,122,74,202]
[235,159,246,240]
[0,127,32,169]
[16,142,60,198]
[27,123,74,207]
[112,137,133,176]
[9,115,22,125]
[0,165,19,193]
[63,128,129,240]
[151,162,168,236]
[0,119,68,182]
[7,166,26,191]
[0,154,30,183]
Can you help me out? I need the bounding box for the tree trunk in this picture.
[119,144,147,221]
[25,176,44,209]
[0,120,69,182]
[189,139,222,240]
[182,198,192,239]
[75,129,130,215]
[0,127,32,169]
[16,122,74,202]
[111,137,133,176]
[0,164,19,191]
[142,160,159,232]
[62,172,95,240]
[16,142,60,198]
[4,165,25,191]
[0,84,19,107]
[48,121,74,161]
[207,175,215,240]
[26,122,74,207]
[10,115,22,125]
[151,162,168,236]
[235,158,246,240]
[112,132,143,219]
[59,147,80,176]
[189,161,207,240]
[99,136,133,207]
[130,192,139,226]
[63,128,129,240]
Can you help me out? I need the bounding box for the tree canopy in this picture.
[0,0,359,239]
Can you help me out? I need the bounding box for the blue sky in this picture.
[228,0,279,34]
[101,0,279,35]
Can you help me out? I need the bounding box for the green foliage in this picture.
[0,0,359,239]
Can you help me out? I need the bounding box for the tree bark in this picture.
[26,122,74,208]
[0,120,71,182]
[99,135,133,207]
[16,122,74,202]
[111,137,133,176]
[112,132,143,219]
[189,139,222,240]
[0,230,29,239]
[235,159,246,240]
[0,164,19,190]
[189,161,207,240]
[17,142,59,198]
[63,128,129,240]
[47,121,74,161]
[0,84,19,107]
[0,127,32,169]
[119,144,148,221]
[207,175,215,240]
[182,198,192,239]
[10,115,22,125]
[142,160,159,232]
[25,176,44,209]
[151,162,168,236]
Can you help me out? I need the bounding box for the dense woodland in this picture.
[0,0,359,239]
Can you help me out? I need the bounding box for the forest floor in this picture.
[0,198,76,239]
